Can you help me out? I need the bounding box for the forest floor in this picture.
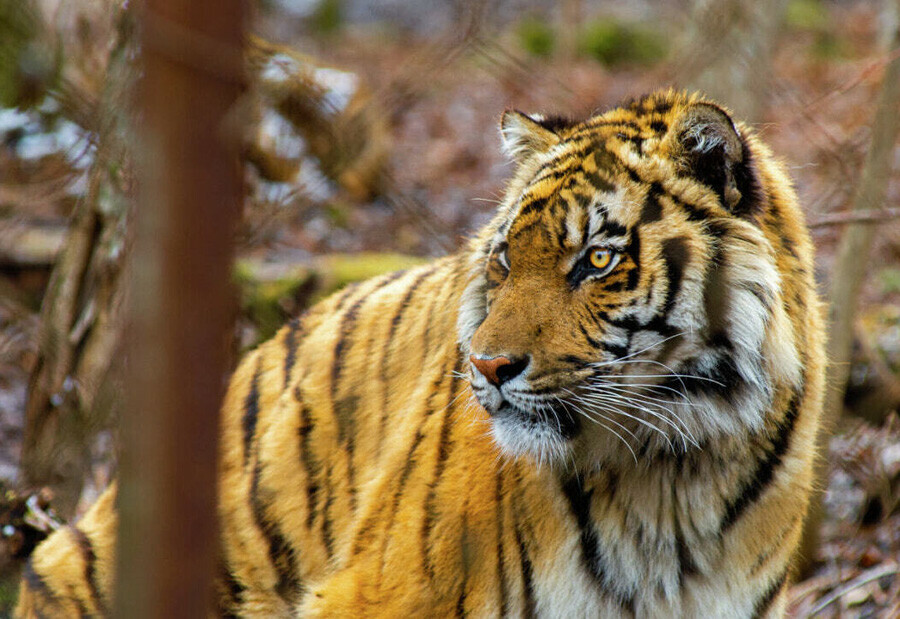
[1,0,899,615]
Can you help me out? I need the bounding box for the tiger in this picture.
[16,89,824,618]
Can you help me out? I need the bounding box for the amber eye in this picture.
[588,248,614,270]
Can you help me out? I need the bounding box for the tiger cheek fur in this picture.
[17,90,823,619]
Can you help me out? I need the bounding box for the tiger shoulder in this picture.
[17,89,824,618]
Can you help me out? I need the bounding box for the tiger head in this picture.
[458,91,803,468]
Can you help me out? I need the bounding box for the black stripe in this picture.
[603,280,624,293]
[561,353,592,368]
[514,523,535,618]
[378,267,437,447]
[662,352,743,404]
[332,282,360,313]
[603,220,628,238]
[732,140,764,218]
[69,526,105,614]
[752,569,788,618]
[624,230,642,291]
[352,341,445,558]
[218,559,245,616]
[583,167,614,193]
[242,356,263,465]
[456,588,467,617]
[496,470,508,617]
[603,342,628,361]
[660,236,690,314]
[325,284,362,512]
[641,185,663,223]
[561,476,599,575]
[616,131,644,151]
[517,195,549,218]
[419,269,450,354]
[561,476,635,612]
[578,323,604,350]
[378,365,451,570]
[624,166,718,222]
[283,317,301,389]
[457,483,472,619]
[321,462,336,557]
[250,458,301,599]
[331,278,384,451]
[526,140,599,185]
[721,393,802,532]
[294,387,321,531]
[569,120,641,142]
[331,271,407,401]
[22,557,57,604]
[332,394,358,513]
[674,523,698,585]
[553,206,570,250]
[423,370,462,579]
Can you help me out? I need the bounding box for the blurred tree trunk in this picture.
[113,0,243,615]
[559,0,582,61]
[797,2,900,576]
[674,0,786,122]
[20,7,134,519]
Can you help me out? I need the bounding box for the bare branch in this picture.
[809,207,900,228]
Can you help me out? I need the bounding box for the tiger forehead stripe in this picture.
[509,150,621,245]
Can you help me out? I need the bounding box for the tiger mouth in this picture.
[494,400,580,439]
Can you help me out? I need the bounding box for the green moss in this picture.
[516,16,556,58]
[0,0,60,108]
[311,0,343,35]
[785,0,829,31]
[0,569,20,616]
[324,201,351,228]
[812,31,849,59]
[235,253,426,344]
[785,0,849,59]
[316,252,426,298]
[235,260,316,341]
[878,268,900,295]
[578,19,666,67]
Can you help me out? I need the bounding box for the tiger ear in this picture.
[673,102,761,216]
[500,111,560,163]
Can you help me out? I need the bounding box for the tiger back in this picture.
[17,90,824,618]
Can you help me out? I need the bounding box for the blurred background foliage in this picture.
[1,0,899,614]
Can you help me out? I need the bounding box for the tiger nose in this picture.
[469,354,528,386]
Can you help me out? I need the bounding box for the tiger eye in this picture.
[589,248,613,270]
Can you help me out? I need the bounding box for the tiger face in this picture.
[458,92,803,467]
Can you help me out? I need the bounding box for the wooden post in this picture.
[114,0,243,616]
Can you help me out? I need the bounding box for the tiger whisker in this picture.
[570,383,697,451]
[555,394,639,463]
[554,394,640,444]
[572,391,678,452]
[581,390,695,451]
[586,379,698,404]
[595,368,726,387]
[582,381,700,442]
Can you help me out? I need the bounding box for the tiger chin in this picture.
[17,90,824,618]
